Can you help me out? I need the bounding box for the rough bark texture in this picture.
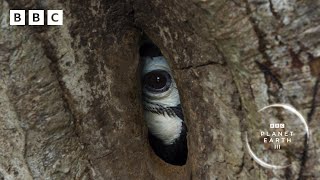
[0,0,319,179]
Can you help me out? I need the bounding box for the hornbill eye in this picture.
[143,70,172,93]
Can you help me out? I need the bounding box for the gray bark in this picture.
[0,0,319,179]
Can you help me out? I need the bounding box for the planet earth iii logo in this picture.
[261,123,294,150]
[245,104,310,169]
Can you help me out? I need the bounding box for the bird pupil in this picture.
[147,72,166,89]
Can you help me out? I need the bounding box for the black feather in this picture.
[148,122,188,166]
[139,42,162,57]
[169,104,184,120]
[144,102,188,165]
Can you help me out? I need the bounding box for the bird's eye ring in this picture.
[143,70,172,93]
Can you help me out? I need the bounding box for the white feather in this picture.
[145,110,182,145]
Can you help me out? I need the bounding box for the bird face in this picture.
[141,56,183,145]
[139,41,188,166]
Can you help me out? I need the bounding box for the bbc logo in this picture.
[10,10,63,26]
[270,123,285,128]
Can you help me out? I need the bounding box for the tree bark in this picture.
[0,0,319,179]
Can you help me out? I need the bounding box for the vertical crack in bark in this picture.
[255,60,283,88]
[128,0,136,25]
[3,84,34,178]
[0,40,34,178]
[298,77,319,180]
[244,0,272,64]
[38,38,80,139]
[268,0,280,20]
[23,130,33,178]
[307,78,320,124]
[38,36,97,178]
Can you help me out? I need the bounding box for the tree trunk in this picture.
[0,0,319,179]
